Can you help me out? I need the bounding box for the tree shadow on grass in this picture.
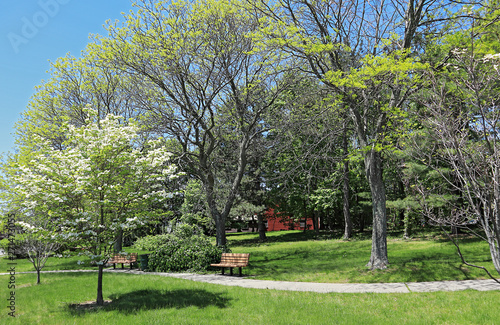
[228,230,342,247]
[44,258,95,271]
[67,289,231,316]
[385,253,485,282]
[434,234,485,244]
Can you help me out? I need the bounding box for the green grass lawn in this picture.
[1,247,151,273]
[3,254,94,273]
[3,229,498,283]
[1,229,499,324]
[225,230,498,283]
[0,272,499,324]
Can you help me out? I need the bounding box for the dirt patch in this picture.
[69,300,112,311]
[17,283,32,288]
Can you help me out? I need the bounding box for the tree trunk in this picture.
[403,208,411,240]
[342,124,352,239]
[313,210,320,235]
[343,162,352,239]
[203,169,227,247]
[303,200,308,233]
[257,213,267,241]
[114,229,123,253]
[487,237,500,274]
[205,137,250,247]
[96,264,104,306]
[365,149,389,269]
[209,202,226,246]
[492,167,500,274]
[350,101,389,268]
[206,190,228,247]
[36,269,41,285]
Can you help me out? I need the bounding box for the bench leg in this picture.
[121,263,124,269]
[230,267,233,276]
[221,267,225,275]
[113,263,116,269]
[239,267,242,277]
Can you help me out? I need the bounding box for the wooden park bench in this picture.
[211,253,250,276]
[108,253,138,269]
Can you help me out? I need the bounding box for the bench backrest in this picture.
[110,253,137,262]
[219,253,250,266]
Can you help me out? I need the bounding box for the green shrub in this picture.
[0,236,27,258]
[133,234,172,251]
[148,235,228,272]
[172,223,204,240]
[133,224,204,251]
[0,238,9,253]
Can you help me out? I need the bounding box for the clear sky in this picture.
[0,0,134,157]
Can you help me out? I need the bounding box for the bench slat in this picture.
[211,253,250,276]
[109,253,138,269]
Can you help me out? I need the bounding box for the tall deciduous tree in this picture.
[93,0,291,246]
[251,0,468,269]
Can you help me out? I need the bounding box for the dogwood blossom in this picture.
[11,108,181,264]
[483,53,500,62]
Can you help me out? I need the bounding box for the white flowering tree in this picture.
[11,108,180,305]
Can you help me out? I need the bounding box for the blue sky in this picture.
[0,0,134,157]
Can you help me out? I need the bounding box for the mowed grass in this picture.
[3,254,95,273]
[1,230,499,324]
[3,229,497,284]
[0,272,499,325]
[226,230,498,283]
[1,248,151,273]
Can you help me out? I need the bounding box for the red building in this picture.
[264,208,314,231]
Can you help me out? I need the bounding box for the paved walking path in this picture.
[3,268,499,293]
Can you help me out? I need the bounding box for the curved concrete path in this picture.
[5,268,500,293]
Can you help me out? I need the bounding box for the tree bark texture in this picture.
[204,138,250,247]
[364,149,389,269]
[203,172,227,247]
[342,124,352,239]
[114,229,123,253]
[403,208,411,240]
[257,213,267,241]
[96,264,104,306]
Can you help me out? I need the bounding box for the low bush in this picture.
[148,235,228,272]
[132,224,205,251]
[0,237,27,258]
[133,234,172,251]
